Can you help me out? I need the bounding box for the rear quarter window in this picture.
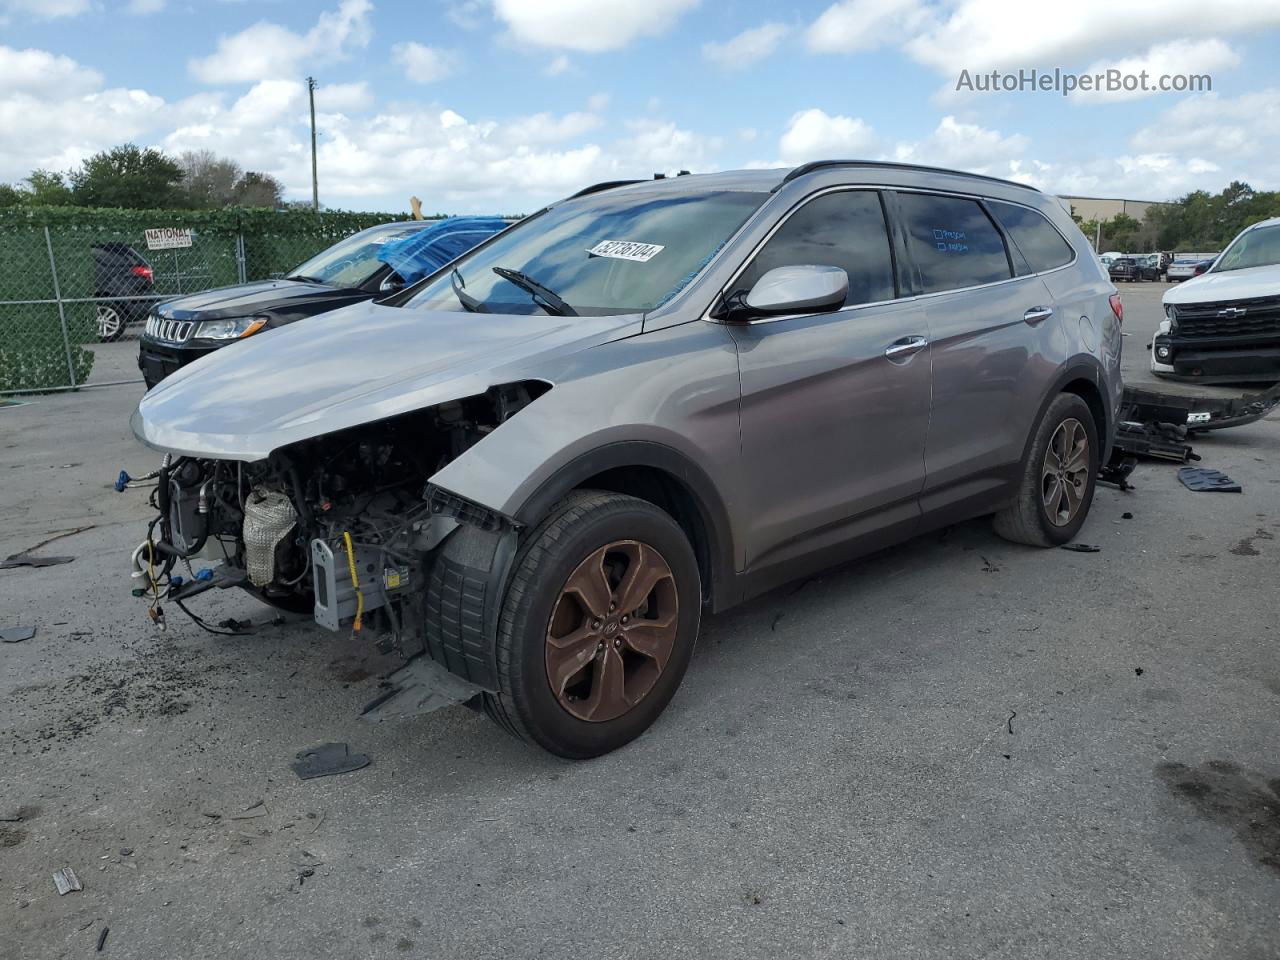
[987,200,1075,274]
[896,192,1012,294]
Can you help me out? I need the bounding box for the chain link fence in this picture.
[0,208,408,394]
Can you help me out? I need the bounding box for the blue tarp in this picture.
[376,216,508,284]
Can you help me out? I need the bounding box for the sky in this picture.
[2,0,1280,214]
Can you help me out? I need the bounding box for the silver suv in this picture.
[132,161,1124,757]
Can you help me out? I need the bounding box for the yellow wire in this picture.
[342,531,364,633]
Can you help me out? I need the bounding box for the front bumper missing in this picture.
[1107,380,1280,472]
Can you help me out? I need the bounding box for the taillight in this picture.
[1109,293,1123,326]
[131,265,154,280]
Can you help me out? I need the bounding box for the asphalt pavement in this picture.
[2,281,1277,960]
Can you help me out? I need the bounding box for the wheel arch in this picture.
[1021,360,1114,467]
[512,441,737,612]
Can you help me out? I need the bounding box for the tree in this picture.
[25,170,74,205]
[1104,213,1142,251]
[69,144,184,209]
[233,170,285,208]
[1143,182,1280,251]
[0,183,23,207]
[177,149,242,208]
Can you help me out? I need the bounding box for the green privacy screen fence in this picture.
[0,206,413,393]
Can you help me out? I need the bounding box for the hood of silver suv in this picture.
[132,300,641,461]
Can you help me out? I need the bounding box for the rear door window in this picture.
[896,192,1012,294]
[987,200,1075,274]
[732,190,896,308]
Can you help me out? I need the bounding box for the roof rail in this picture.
[777,160,1040,193]
[565,179,644,200]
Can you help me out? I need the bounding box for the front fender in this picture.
[426,320,744,573]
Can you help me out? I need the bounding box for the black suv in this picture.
[137,218,507,388]
[1107,256,1138,282]
[94,243,156,341]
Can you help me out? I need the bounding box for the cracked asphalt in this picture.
[2,282,1277,960]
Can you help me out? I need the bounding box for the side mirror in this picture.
[722,265,849,321]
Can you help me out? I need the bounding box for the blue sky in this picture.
[3,0,1280,213]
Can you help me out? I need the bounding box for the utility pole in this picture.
[307,76,319,211]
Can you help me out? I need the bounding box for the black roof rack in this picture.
[777,160,1040,193]
[565,179,644,200]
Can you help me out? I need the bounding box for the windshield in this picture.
[405,189,767,316]
[1212,224,1280,273]
[289,223,424,288]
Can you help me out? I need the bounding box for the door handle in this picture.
[1023,306,1054,325]
[884,335,928,362]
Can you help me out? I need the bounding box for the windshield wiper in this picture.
[451,268,489,313]
[285,274,324,284]
[492,267,577,317]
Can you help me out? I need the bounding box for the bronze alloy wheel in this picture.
[544,539,679,723]
[1042,417,1090,526]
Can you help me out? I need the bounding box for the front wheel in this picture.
[993,393,1099,547]
[483,490,701,758]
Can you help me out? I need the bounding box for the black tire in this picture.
[993,393,1099,547]
[482,490,701,759]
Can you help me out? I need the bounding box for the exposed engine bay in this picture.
[132,383,546,649]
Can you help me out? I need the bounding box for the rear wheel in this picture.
[483,490,701,758]
[994,393,1099,547]
[96,304,126,342]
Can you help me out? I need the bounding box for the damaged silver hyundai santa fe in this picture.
[130,161,1124,757]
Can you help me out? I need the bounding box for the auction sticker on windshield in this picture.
[587,240,665,262]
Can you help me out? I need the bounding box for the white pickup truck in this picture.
[1153,218,1280,382]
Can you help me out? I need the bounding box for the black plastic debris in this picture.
[1061,543,1101,553]
[1,625,36,643]
[0,552,73,569]
[1178,467,1242,493]
[290,743,371,780]
[96,927,109,952]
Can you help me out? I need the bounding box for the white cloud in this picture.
[0,88,166,180]
[806,0,931,53]
[447,0,487,29]
[0,45,102,96]
[703,22,789,70]
[127,0,166,13]
[0,0,89,19]
[778,108,879,164]
[497,110,602,146]
[1072,38,1240,102]
[319,82,373,112]
[1129,88,1280,159]
[545,54,571,76]
[188,0,373,85]
[392,42,458,84]
[892,115,1028,174]
[618,119,722,173]
[906,0,1280,74]
[491,0,700,52]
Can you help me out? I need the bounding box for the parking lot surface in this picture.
[2,282,1277,960]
